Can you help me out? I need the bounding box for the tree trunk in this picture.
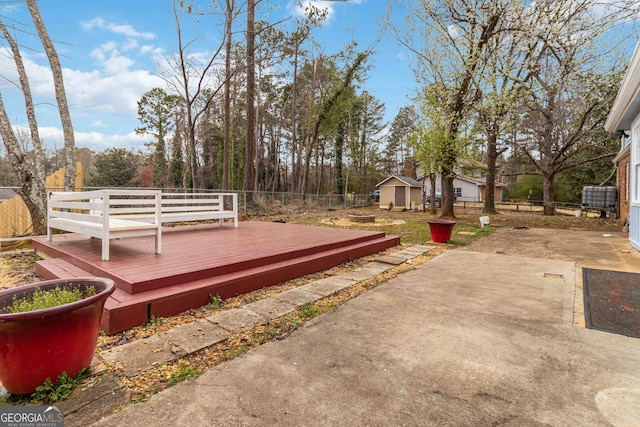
[335,123,345,201]
[289,44,302,193]
[440,146,457,218]
[0,93,47,235]
[244,0,256,192]
[300,59,318,194]
[222,0,234,190]
[483,131,497,214]
[543,173,555,216]
[0,20,47,234]
[317,144,325,195]
[429,173,437,214]
[441,176,455,217]
[26,0,75,191]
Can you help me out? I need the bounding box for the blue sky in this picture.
[0,0,415,152]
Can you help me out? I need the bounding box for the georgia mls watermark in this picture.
[0,406,64,427]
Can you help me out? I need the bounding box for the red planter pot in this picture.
[428,219,456,243]
[0,277,115,395]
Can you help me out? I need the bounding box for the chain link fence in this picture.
[237,191,371,215]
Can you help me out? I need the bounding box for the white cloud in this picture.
[0,14,205,151]
[104,52,136,74]
[140,45,155,54]
[90,42,114,62]
[74,130,148,150]
[90,42,141,73]
[25,124,149,150]
[83,17,163,74]
[0,44,163,138]
[91,120,107,128]
[121,39,139,52]
[64,68,163,116]
[81,18,156,40]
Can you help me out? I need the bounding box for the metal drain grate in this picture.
[583,268,640,338]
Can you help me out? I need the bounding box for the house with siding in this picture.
[417,157,506,203]
[605,39,640,249]
[375,157,506,210]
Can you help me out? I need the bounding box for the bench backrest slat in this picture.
[49,211,104,224]
[49,200,103,211]
[162,199,223,206]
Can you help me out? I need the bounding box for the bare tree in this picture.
[244,0,257,192]
[0,19,47,234]
[520,58,625,215]
[26,0,76,191]
[167,0,229,189]
[516,0,640,215]
[222,0,237,190]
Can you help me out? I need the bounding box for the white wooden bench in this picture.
[114,192,239,227]
[48,191,238,261]
[161,192,238,227]
[47,190,162,261]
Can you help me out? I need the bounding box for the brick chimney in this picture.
[403,158,417,179]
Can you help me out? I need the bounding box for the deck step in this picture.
[101,234,400,334]
[32,221,401,334]
[36,258,94,280]
[34,224,390,294]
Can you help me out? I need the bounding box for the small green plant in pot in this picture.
[0,277,115,395]
[7,285,96,313]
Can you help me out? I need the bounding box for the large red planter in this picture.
[0,277,115,394]
[428,219,456,243]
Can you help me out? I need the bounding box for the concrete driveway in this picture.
[96,228,640,426]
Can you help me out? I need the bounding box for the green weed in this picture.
[252,326,279,345]
[148,315,166,326]
[168,364,200,385]
[30,370,87,403]
[289,319,301,328]
[206,293,223,310]
[298,304,319,318]
[225,344,249,360]
[8,285,96,313]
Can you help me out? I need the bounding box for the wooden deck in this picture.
[33,221,400,334]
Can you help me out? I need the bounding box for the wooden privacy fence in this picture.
[0,163,83,238]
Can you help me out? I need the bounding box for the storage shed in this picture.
[375,175,423,210]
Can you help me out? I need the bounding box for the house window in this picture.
[454,188,462,198]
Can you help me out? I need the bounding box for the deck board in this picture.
[33,220,400,333]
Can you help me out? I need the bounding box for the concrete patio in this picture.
[89,227,640,426]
